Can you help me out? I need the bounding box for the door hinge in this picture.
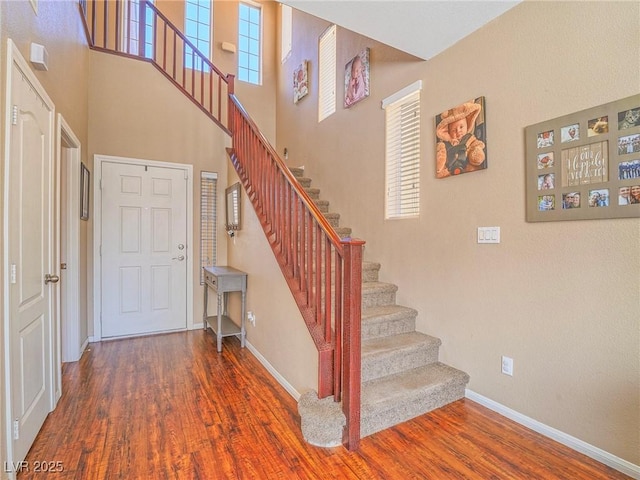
[13,420,19,440]
[10,264,16,284]
[99,245,102,257]
[184,170,188,180]
[12,105,18,125]
[99,178,102,190]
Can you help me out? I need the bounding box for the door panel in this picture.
[101,162,187,337]
[7,52,55,463]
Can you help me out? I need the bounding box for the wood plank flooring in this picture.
[19,331,631,479]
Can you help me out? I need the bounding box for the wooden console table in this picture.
[203,266,247,352]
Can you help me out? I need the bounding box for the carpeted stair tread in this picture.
[361,332,441,381]
[362,282,397,308]
[362,363,469,406]
[335,227,352,238]
[362,261,381,283]
[361,304,417,339]
[289,166,305,177]
[362,282,398,294]
[360,363,469,437]
[362,331,441,357]
[361,304,416,322]
[297,177,312,188]
[313,199,330,212]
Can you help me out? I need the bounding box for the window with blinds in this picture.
[383,82,422,219]
[318,25,336,122]
[200,172,217,284]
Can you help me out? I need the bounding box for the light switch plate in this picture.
[478,227,500,244]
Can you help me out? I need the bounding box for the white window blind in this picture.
[318,25,336,122]
[200,172,217,284]
[384,87,421,219]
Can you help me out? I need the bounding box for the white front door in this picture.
[5,40,56,464]
[101,161,188,337]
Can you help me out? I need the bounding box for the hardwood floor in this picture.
[19,331,630,479]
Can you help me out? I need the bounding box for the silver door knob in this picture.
[172,255,185,261]
[178,244,185,250]
[44,274,60,284]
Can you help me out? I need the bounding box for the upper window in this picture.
[238,2,262,85]
[185,0,211,71]
[318,25,336,122]
[280,4,292,63]
[383,82,422,219]
[125,0,154,58]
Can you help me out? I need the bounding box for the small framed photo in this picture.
[618,107,640,130]
[81,162,90,220]
[537,152,554,169]
[344,48,370,108]
[618,159,640,180]
[588,116,609,136]
[537,173,554,190]
[561,123,580,143]
[618,133,640,155]
[588,188,609,207]
[537,195,555,211]
[562,192,581,209]
[537,130,554,148]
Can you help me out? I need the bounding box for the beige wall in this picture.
[0,0,90,474]
[271,0,639,466]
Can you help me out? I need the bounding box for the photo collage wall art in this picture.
[525,94,640,222]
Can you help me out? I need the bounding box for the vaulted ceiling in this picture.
[280,1,521,60]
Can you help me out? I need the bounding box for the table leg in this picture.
[203,283,208,330]
[240,290,246,348]
[217,292,223,352]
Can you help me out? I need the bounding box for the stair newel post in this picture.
[341,238,364,451]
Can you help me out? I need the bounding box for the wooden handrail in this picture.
[78,0,363,450]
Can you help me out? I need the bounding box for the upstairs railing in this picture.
[78,0,363,450]
[79,0,232,134]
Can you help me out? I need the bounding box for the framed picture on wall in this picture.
[525,94,640,221]
[293,60,308,104]
[344,48,370,108]
[435,97,487,178]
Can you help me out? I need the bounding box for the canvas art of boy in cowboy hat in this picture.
[436,101,486,178]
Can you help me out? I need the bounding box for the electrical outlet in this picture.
[247,311,256,326]
[501,356,514,376]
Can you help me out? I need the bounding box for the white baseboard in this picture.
[466,390,640,479]
[245,341,301,401]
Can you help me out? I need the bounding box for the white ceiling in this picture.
[280,1,521,60]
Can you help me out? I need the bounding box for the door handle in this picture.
[172,255,185,261]
[44,274,60,284]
